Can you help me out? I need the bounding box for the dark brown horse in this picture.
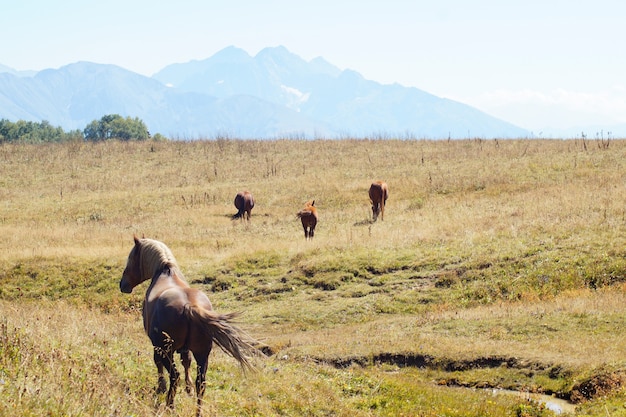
[233,191,255,221]
[296,200,318,240]
[120,237,257,416]
[369,181,388,221]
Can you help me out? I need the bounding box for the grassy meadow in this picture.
[1,138,625,416]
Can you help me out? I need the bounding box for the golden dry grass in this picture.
[1,138,626,416]
[1,139,623,260]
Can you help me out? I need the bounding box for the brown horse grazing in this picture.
[120,237,257,416]
[297,200,318,240]
[369,181,389,221]
[233,191,255,221]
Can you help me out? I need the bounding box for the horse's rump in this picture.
[369,181,388,203]
[234,191,254,210]
[233,191,255,220]
[143,274,194,347]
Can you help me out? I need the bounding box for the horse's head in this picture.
[120,236,143,293]
[371,203,380,221]
[120,236,178,293]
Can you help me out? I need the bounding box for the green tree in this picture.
[0,119,81,143]
[83,114,150,141]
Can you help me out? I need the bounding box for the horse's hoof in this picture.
[156,381,167,395]
[166,395,175,408]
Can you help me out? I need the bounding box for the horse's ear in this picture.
[312,200,315,206]
[134,235,141,245]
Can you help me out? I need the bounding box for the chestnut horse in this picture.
[233,191,255,221]
[369,181,388,221]
[120,237,257,416]
[297,200,318,240]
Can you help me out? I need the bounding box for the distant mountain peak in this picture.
[257,45,290,55]
[256,45,298,61]
[255,46,309,73]
[210,46,252,63]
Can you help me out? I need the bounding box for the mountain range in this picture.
[0,46,529,139]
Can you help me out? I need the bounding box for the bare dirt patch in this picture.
[570,370,626,403]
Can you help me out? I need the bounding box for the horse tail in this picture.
[185,305,257,372]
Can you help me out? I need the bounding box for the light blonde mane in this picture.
[139,238,179,280]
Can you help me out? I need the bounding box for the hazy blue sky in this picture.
[2,0,625,135]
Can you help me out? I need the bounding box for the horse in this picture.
[233,191,255,221]
[296,200,318,240]
[119,236,257,416]
[369,181,389,221]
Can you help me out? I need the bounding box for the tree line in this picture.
[0,114,157,144]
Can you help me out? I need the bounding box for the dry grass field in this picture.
[1,138,625,416]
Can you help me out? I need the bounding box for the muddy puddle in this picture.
[487,388,576,415]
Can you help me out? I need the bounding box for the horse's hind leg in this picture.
[193,350,211,417]
[155,360,167,394]
[154,348,179,408]
[179,348,194,395]
[164,355,180,408]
